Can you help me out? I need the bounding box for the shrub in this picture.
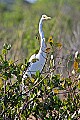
[0,43,80,120]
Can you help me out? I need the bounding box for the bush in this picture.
[0,43,80,120]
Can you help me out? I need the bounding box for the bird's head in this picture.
[41,14,51,21]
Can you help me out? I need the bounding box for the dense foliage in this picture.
[0,42,80,119]
[0,0,80,119]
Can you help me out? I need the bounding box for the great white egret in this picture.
[23,15,51,79]
[22,15,51,92]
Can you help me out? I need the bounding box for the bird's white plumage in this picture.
[23,14,51,78]
[23,41,46,77]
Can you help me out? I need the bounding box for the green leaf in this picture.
[35,49,39,54]
[2,49,7,55]
[31,58,39,63]
[35,70,40,78]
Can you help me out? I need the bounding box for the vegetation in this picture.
[0,0,80,119]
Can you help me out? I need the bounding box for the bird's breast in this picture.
[26,51,46,77]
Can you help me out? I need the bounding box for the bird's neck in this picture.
[39,19,46,51]
[39,19,44,40]
[40,38,46,52]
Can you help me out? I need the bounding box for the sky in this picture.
[24,0,37,3]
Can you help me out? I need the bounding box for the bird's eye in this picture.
[42,16,46,18]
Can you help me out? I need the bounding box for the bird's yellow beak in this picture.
[46,16,51,20]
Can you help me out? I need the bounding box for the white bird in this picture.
[22,15,51,91]
[23,14,51,79]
